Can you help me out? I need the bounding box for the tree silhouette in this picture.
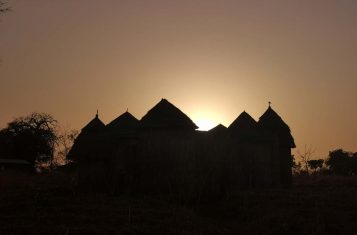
[326,149,352,175]
[291,155,302,174]
[307,159,324,173]
[0,113,58,167]
[296,145,315,173]
[57,128,78,165]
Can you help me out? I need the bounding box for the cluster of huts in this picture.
[68,99,295,196]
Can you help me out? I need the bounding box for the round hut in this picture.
[140,98,198,133]
[67,112,109,191]
[104,111,140,192]
[67,112,105,163]
[135,99,199,195]
[228,111,258,140]
[258,105,296,187]
[106,111,139,138]
[228,111,278,188]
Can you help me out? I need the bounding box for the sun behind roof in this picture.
[194,119,217,131]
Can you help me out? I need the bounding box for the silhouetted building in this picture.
[104,111,140,192]
[258,105,296,187]
[104,110,140,162]
[67,112,105,162]
[197,124,229,196]
[106,111,139,137]
[227,111,280,187]
[229,111,257,138]
[69,111,141,192]
[140,98,198,132]
[208,124,228,136]
[130,99,199,195]
[68,99,296,194]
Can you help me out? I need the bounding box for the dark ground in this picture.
[1,172,357,235]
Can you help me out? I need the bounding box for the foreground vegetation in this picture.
[1,172,357,235]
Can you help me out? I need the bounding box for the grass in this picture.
[1,172,357,234]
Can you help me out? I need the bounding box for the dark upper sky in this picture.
[1,0,356,157]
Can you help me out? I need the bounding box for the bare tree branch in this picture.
[296,144,315,174]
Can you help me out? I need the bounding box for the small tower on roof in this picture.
[81,110,105,133]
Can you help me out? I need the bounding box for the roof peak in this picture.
[260,105,280,120]
[258,105,296,148]
[211,123,227,129]
[107,111,139,130]
[228,111,257,130]
[82,114,105,133]
[141,98,198,130]
[208,123,227,134]
[159,98,170,103]
[240,110,252,116]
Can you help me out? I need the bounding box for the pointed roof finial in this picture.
[268,101,271,108]
[96,109,99,118]
[126,108,128,112]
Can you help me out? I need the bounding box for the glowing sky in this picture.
[1,0,356,157]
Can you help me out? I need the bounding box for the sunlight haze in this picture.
[1,0,356,157]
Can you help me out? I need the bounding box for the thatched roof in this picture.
[228,111,257,132]
[67,113,105,161]
[208,124,227,135]
[106,111,139,132]
[228,111,262,142]
[105,111,139,140]
[258,106,296,148]
[81,114,105,133]
[140,99,198,131]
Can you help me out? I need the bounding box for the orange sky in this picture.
[1,0,356,157]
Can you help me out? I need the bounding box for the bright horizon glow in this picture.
[0,1,356,157]
[194,119,217,131]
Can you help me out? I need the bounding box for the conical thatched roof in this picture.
[228,111,257,132]
[106,111,139,132]
[67,113,105,161]
[258,106,296,148]
[140,99,198,131]
[228,111,262,142]
[207,124,228,138]
[209,124,227,133]
[81,114,105,133]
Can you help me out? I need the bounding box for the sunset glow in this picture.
[195,119,217,131]
[0,1,356,157]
